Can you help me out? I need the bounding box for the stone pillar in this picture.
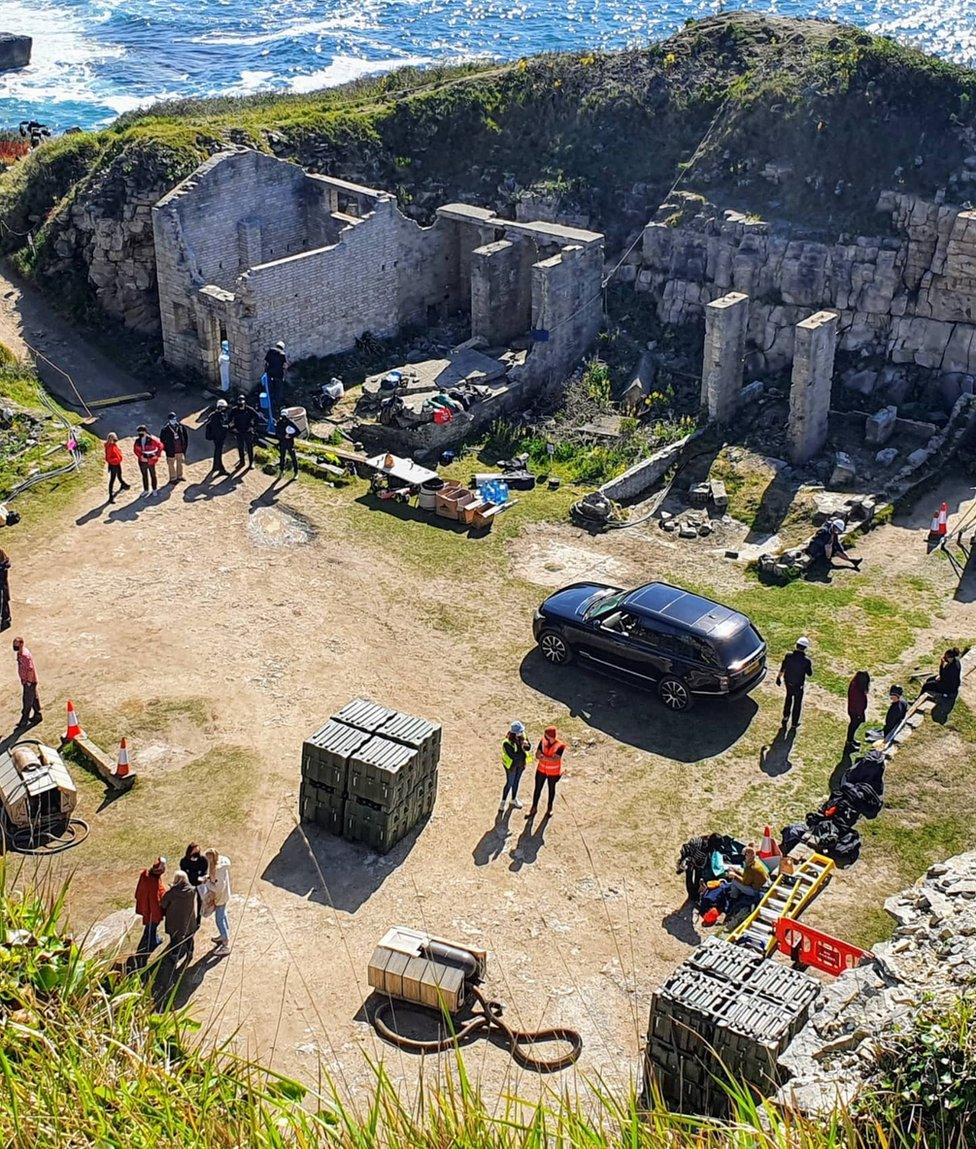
[788,310,839,464]
[701,292,749,423]
[471,239,531,345]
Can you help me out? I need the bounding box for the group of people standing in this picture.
[102,396,303,502]
[499,722,567,818]
[134,846,233,978]
[776,638,962,752]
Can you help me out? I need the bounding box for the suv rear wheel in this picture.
[538,630,573,665]
[658,675,693,712]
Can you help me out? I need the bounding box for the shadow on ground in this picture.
[262,822,423,912]
[518,650,758,761]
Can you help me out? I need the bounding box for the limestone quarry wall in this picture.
[637,192,976,381]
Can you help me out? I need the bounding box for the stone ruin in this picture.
[152,148,604,429]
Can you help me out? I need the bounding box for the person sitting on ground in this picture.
[923,648,962,703]
[676,833,728,904]
[699,844,769,922]
[883,685,909,738]
[808,518,862,570]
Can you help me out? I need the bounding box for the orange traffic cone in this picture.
[65,700,82,741]
[930,510,940,536]
[938,501,949,537]
[758,825,781,860]
[116,737,130,777]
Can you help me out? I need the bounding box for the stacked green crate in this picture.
[300,699,441,853]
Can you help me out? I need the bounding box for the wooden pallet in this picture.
[66,733,136,792]
[726,853,835,957]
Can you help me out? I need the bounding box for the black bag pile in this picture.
[784,750,886,867]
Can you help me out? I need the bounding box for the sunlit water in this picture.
[1,0,974,132]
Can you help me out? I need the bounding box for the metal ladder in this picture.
[726,853,835,957]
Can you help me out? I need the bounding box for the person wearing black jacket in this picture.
[179,842,209,924]
[158,413,189,484]
[275,409,299,477]
[883,685,909,737]
[777,637,813,728]
[204,399,230,477]
[0,549,11,631]
[923,648,962,702]
[230,395,261,469]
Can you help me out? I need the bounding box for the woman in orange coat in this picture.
[104,432,131,503]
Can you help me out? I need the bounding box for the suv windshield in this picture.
[582,589,628,621]
[718,624,764,666]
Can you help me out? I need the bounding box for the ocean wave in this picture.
[287,53,432,92]
[189,5,380,47]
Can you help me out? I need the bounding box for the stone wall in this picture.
[153,150,605,391]
[637,192,976,377]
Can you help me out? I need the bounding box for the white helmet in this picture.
[216,398,228,409]
[830,518,846,532]
[796,636,810,649]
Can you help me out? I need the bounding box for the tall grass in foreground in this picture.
[0,868,951,1147]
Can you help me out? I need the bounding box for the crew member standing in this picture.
[133,425,164,496]
[264,340,287,404]
[12,636,41,728]
[500,721,530,813]
[104,432,130,503]
[777,637,812,729]
[845,669,870,753]
[0,549,11,632]
[159,412,189,484]
[134,857,167,967]
[276,408,300,478]
[205,400,230,477]
[528,725,566,818]
[230,394,261,469]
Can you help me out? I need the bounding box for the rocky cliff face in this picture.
[637,187,976,390]
[777,850,976,1113]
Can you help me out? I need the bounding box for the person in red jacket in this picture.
[133,425,164,497]
[134,856,167,966]
[104,432,131,503]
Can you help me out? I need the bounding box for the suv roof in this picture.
[624,582,748,639]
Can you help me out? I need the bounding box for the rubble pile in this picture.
[776,851,976,1114]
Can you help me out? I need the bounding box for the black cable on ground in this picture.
[2,817,90,855]
[372,985,583,1073]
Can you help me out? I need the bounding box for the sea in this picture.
[1,0,975,134]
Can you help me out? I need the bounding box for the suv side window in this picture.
[637,625,688,659]
[687,637,721,667]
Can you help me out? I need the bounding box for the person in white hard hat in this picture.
[829,518,862,569]
[204,398,230,477]
[776,637,813,728]
[500,720,531,813]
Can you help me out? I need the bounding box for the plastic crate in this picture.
[347,735,419,809]
[377,711,442,771]
[302,719,371,790]
[343,798,414,853]
[333,698,396,734]
[299,781,345,835]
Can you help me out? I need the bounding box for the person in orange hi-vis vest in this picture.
[527,725,566,819]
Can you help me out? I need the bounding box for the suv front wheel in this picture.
[538,630,573,666]
[658,675,693,712]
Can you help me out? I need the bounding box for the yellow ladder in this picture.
[726,853,835,957]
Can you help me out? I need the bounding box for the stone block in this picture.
[865,405,897,446]
[830,451,857,486]
[875,447,898,466]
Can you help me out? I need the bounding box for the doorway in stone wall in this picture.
[201,314,228,388]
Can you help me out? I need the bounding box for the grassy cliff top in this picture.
[3,11,976,261]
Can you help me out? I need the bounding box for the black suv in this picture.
[532,580,766,712]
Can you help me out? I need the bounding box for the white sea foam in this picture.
[287,53,432,92]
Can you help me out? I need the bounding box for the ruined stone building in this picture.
[152,148,603,392]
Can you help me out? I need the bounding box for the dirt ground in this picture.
[0,419,968,1106]
[2,262,975,1104]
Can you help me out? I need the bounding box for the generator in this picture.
[0,740,86,853]
[367,926,583,1073]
